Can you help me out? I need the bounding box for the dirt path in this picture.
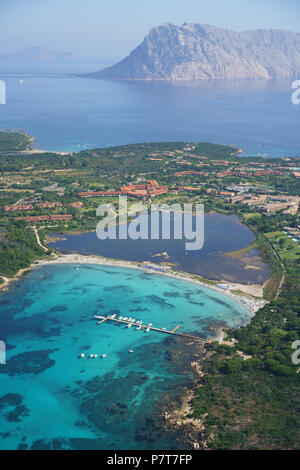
[263,234,286,299]
[32,227,48,252]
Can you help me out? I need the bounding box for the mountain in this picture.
[89,23,300,80]
[0,47,72,62]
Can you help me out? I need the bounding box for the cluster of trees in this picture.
[0,132,32,152]
[0,227,47,278]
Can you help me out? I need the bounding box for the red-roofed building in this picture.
[37,202,63,209]
[67,202,84,208]
[77,181,168,199]
[220,191,235,197]
[4,204,34,212]
[178,186,203,192]
[254,170,283,176]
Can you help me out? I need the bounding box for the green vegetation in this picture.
[0,226,49,278]
[0,131,33,152]
[265,232,300,261]
[224,241,257,259]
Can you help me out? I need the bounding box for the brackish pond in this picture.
[49,213,271,284]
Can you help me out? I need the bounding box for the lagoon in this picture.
[49,213,271,284]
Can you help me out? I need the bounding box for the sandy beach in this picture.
[0,252,266,317]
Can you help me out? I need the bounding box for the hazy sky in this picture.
[1,0,299,61]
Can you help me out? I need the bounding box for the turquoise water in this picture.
[0,263,250,450]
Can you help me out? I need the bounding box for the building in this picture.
[242,195,269,206]
[67,202,84,208]
[14,214,73,223]
[219,191,235,197]
[262,203,298,214]
[37,202,63,209]
[174,171,209,177]
[4,204,34,212]
[77,181,168,199]
[77,191,123,198]
[254,170,283,176]
[120,181,168,198]
[178,186,203,192]
[216,171,250,178]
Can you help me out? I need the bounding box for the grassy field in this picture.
[242,212,262,220]
[265,232,300,261]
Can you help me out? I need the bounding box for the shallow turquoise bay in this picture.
[0,264,250,450]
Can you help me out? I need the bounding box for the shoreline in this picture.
[161,345,211,450]
[0,252,266,319]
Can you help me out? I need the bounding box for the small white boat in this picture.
[102,354,107,358]
[129,349,134,353]
[127,323,132,328]
[148,323,153,326]
[80,353,85,358]
[94,354,98,358]
[119,316,123,320]
[123,317,128,321]
[111,314,116,319]
[90,354,94,359]
[146,327,150,332]
[136,326,142,330]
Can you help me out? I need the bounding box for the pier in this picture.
[94,315,208,343]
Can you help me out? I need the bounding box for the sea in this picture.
[0,60,299,156]
[0,263,251,450]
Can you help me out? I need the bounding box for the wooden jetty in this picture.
[94,315,208,343]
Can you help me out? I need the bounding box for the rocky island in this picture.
[88,22,300,81]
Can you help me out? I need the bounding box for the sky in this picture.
[1,0,300,62]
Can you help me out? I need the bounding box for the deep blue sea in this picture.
[0,61,299,156]
[0,264,251,450]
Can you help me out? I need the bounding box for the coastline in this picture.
[0,252,266,318]
[160,344,211,450]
